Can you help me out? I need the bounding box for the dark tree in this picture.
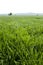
[8,13,12,15]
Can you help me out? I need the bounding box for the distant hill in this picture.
[15,13,43,16]
[0,13,43,16]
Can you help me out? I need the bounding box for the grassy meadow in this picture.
[0,15,43,65]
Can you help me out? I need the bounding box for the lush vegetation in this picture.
[0,16,43,65]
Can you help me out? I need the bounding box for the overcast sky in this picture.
[0,0,43,14]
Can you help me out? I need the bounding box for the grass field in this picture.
[0,15,43,65]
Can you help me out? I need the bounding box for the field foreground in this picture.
[0,16,43,65]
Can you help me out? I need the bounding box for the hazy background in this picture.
[0,0,43,14]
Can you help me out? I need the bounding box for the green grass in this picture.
[0,15,43,65]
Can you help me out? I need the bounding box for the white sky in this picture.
[0,0,43,14]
